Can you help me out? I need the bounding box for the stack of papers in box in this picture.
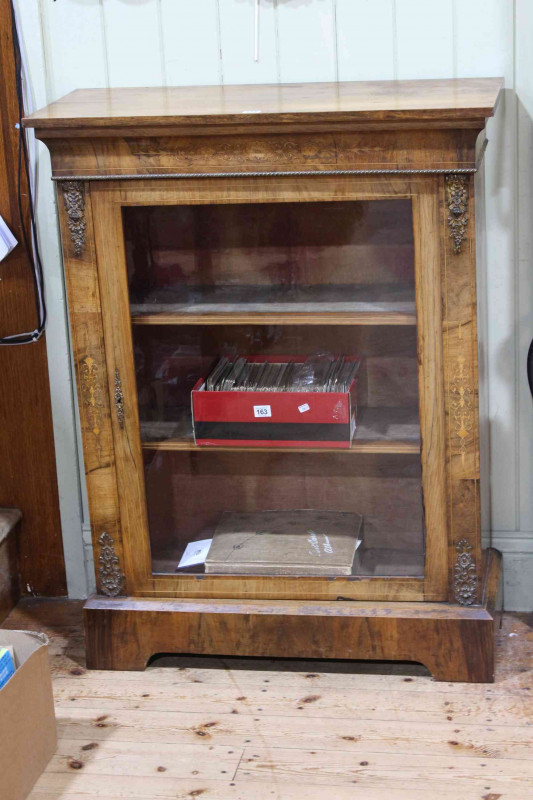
[205,510,364,576]
[205,355,360,393]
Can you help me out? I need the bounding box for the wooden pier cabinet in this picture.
[25,78,503,681]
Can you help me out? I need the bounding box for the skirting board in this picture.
[84,549,502,682]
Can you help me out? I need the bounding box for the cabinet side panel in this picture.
[441,174,482,605]
[57,181,126,597]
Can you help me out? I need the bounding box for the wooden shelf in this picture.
[140,407,420,454]
[132,310,416,326]
[130,284,417,326]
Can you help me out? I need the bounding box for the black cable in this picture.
[0,1,47,345]
[526,339,533,397]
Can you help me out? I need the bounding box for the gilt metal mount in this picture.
[98,531,124,597]
[61,180,86,257]
[453,538,478,606]
[445,174,469,254]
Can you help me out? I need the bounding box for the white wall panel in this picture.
[336,0,395,81]
[276,0,336,83]
[41,0,107,98]
[161,0,221,86]
[219,0,278,85]
[454,0,513,79]
[102,0,164,87]
[395,0,453,80]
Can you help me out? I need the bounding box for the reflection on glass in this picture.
[124,200,415,317]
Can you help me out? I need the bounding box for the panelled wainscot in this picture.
[25,79,503,681]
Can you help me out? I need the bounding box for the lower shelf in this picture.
[84,549,501,682]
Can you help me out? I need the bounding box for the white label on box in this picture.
[254,405,272,418]
[298,403,310,413]
[177,539,212,569]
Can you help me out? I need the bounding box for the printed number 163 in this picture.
[253,405,272,418]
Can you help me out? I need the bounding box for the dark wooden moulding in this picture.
[24,79,504,681]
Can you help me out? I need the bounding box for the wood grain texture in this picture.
[411,181,448,600]
[35,129,483,178]
[440,174,483,604]
[130,310,417,326]
[83,549,501,680]
[0,0,66,596]
[23,79,503,132]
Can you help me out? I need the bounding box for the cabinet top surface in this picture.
[24,78,503,132]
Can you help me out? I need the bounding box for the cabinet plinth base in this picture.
[84,549,501,683]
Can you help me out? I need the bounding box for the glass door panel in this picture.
[122,198,425,581]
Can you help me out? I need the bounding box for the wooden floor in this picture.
[2,600,532,800]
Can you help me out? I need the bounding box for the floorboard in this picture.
[2,599,532,800]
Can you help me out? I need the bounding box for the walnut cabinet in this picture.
[25,79,503,681]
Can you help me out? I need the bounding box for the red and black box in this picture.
[192,356,360,449]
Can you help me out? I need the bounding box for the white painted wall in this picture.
[14,0,532,609]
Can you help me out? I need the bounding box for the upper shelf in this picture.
[130,284,417,326]
[23,78,503,133]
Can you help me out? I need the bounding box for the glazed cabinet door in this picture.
[80,174,449,602]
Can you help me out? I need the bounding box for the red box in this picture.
[192,356,360,449]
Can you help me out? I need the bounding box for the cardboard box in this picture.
[192,356,360,449]
[0,630,57,800]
